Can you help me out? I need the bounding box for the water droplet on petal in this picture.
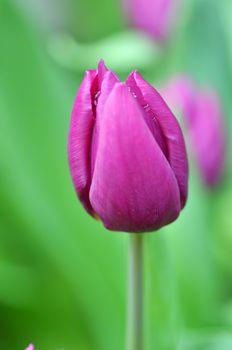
[143,103,151,112]
[93,91,101,108]
[95,91,101,99]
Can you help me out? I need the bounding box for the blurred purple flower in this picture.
[68,60,188,232]
[122,0,180,42]
[162,76,226,187]
[25,345,34,350]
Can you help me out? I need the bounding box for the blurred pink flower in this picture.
[122,0,180,42]
[162,76,226,187]
[68,60,188,232]
[25,345,34,350]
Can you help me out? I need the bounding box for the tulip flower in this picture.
[162,76,226,187]
[122,0,180,42]
[68,60,188,233]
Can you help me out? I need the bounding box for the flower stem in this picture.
[127,233,144,350]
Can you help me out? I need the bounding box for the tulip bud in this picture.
[68,61,188,233]
[122,0,180,42]
[162,76,226,187]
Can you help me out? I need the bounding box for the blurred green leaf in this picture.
[48,31,160,74]
[145,234,179,350]
[166,165,220,328]
[179,330,232,350]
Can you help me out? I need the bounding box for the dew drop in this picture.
[93,91,101,107]
[167,135,177,141]
[143,103,151,112]
[95,91,101,99]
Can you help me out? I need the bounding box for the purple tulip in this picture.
[122,0,180,42]
[68,60,188,233]
[162,76,226,187]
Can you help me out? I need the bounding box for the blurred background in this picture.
[1,0,232,349]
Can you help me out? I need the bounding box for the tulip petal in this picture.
[68,69,97,215]
[127,71,188,208]
[91,70,120,175]
[126,73,168,157]
[90,83,181,232]
[190,92,226,186]
[123,0,178,42]
[97,59,108,88]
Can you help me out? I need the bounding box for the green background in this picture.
[1,0,232,349]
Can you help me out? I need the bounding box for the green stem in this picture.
[127,233,144,350]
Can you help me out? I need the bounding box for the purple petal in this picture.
[127,71,188,208]
[123,0,179,42]
[97,59,108,88]
[91,70,120,176]
[189,91,226,187]
[89,83,181,233]
[126,72,168,158]
[162,76,226,187]
[68,69,97,215]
